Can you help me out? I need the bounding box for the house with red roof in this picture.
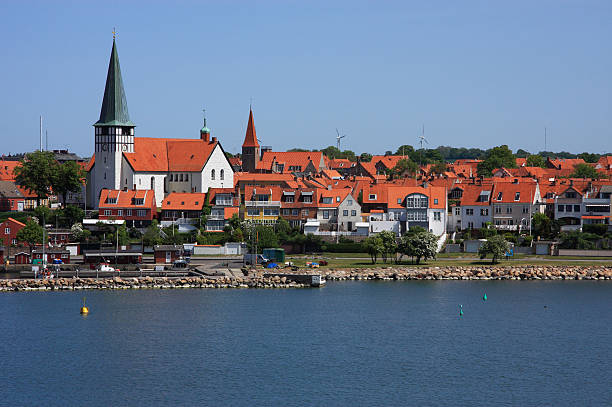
[242,186,281,225]
[160,192,206,228]
[0,217,26,247]
[0,181,25,212]
[454,182,494,231]
[315,188,361,232]
[490,179,541,231]
[98,189,156,227]
[257,151,326,175]
[206,188,239,231]
[361,184,447,236]
[87,39,234,208]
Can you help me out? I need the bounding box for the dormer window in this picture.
[134,198,144,205]
[369,194,377,200]
[336,196,340,202]
[107,197,117,204]
[322,197,333,204]
[514,192,520,201]
[497,192,503,200]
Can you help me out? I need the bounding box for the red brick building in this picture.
[153,245,184,264]
[98,189,157,227]
[0,217,26,247]
[32,248,71,264]
[0,181,25,212]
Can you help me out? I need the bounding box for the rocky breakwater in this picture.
[320,265,612,281]
[0,275,309,292]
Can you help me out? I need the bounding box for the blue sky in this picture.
[1,0,611,157]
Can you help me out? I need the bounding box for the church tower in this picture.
[92,38,135,201]
[241,108,259,172]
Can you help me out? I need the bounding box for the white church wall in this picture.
[201,145,234,192]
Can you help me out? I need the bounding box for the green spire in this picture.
[200,108,210,134]
[95,39,134,127]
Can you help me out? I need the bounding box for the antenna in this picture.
[39,116,43,152]
[335,128,346,150]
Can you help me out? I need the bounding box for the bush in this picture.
[503,233,517,244]
[583,224,608,236]
[521,235,533,247]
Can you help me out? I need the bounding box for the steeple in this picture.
[242,108,259,148]
[95,39,134,127]
[200,109,210,141]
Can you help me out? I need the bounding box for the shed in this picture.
[304,220,320,234]
[463,239,487,253]
[153,245,184,264]
[32,248,71,264]
[14,251,30,265]
[354,222,370,236]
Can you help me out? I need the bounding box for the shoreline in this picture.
[1,265,611,291]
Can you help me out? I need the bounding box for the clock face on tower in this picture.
[122,143,128,151]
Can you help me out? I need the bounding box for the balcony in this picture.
[208,214,225,220]
[245,201,280,207]
[215,199,233,206]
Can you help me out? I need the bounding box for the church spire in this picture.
[95,38,134,126]
[242,107,259,148]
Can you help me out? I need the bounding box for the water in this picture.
[1,281,611,406]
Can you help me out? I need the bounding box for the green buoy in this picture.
[483,293,487,301]
[459,304,463,316]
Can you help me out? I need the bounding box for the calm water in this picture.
[1,281,611,406]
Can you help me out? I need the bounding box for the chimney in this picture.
[570,179,574,186]
[211,136,217,143]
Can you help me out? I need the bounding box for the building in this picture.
[153,245,184,264]
[457,183,493,230]
[0,181,25,211]
[98,189,156,227]
[243,186,281,225]
[32,248,71,264]
[160,192,206,228]
[257,151,327,175]
[241,108,260,173]
[491,179,541,231]
[315,189,361,232]
[87,39,234,208]
[0,217,26,247]
[206,188,239,232]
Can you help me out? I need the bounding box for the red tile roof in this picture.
[362,184,446,209]
[122,137,218,172]
[98,189,156,209]
[0,161,21,181]
[258,151,325,173]
[459,183,494,206]
[242,108,259,148]
[371,155,404,170]
[162,193,206,211]
[490,181,538,204]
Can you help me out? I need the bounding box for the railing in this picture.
[208,214,225,220]
[215,200,233,206]
[245,201,280,207]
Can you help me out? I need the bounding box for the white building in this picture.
[87,39,233,208]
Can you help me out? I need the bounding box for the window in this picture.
[495,220,501,225]
[282,209,290,215]
[434,198,438,205]
[468,222,474,229]
[247,209,260,216]
[180,174,184,182]
[4,227,9,234]
[508,219,513,225]
[323,210,330,219]
[303,196,312,203]
[574,205,580,212]
[322,197,333,204]
[292,209,299,216]
[348,200,353,206]
[434,212,441,221]
[351,210,356,216]
[398,198,402,204]
[343,210,349,216]
[104,210,111,216]
[151,177,155,190]
[264,209,279,216]
[137,210,146,217]
[302,209,309,216]
[506,207,512,214]
[107,197,117,204]
[11,239,16,245]
[497,192,503,200]
[480,208,488,216]
[336,196,340,202]
[211,169,215,180]
[134,198,144,205]
[558,205,564,212]
[522,206,529,214]
[285,196,294,203]
[514,192,520,201]
[220,169,224,180]
[566,205,573,212]
[566,192,576,198]
[465,208,474,216]
[117,210,123,216]
[454,207,460,216]
[126,210,132,216]
[369,194,377,200]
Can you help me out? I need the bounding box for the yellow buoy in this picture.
[80,297,89,315]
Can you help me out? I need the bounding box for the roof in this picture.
[98,189,156,209]
[459,183,494,206]
[162,193,206,211]
[490,181,537,204]
[244,185,283,202]
[242,108,259,148]
[516,157,527,167]
[3,217,26,227]
[327,159,355,169]
[153,245,183,251]
[258,151,325,173]
[0,180,24,198]
[317,188,353,208]
[321,169,342,179]
[0,161,21,181]
[123,137,218,172]
[362,184,446,209]
[95,39,134,127]
[224,207,239,219]
[547,158,586,170]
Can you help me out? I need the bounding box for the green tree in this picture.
[390,159,419,179]
[54,161,85,205]
[228,214,241,231]
[558,231,598,249]
[13,151,59,206]
[478,235,510,264]
[377,231,397,263]
[400,231,438,264]
[70,222,91,242]
[16,219,45,248]
[116,224,129,246]
[33,205,51,226]
[275,218,292,244]
[526,155,546,168]
[200,192,212,227]
[570,163,600,179]
[532,212,552,239]
[395,145,415,157]
[359,153,373,162]
[63,205,84,227]
[245,224,279,252]
[142,220,162,246]
[476,145,517,177]
[428,162,448,176]
[362,235,383,264]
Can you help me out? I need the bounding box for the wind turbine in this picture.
[336,128,346,151]
[418,124,428,167]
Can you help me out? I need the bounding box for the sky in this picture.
[1,0,611,158]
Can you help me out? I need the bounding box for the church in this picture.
[86,39,234,208]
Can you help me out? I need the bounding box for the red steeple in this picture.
[242,108,259,148]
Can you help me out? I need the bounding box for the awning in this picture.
[282,191,295,196]
[581,215,609,220]
[301,191,313,196]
